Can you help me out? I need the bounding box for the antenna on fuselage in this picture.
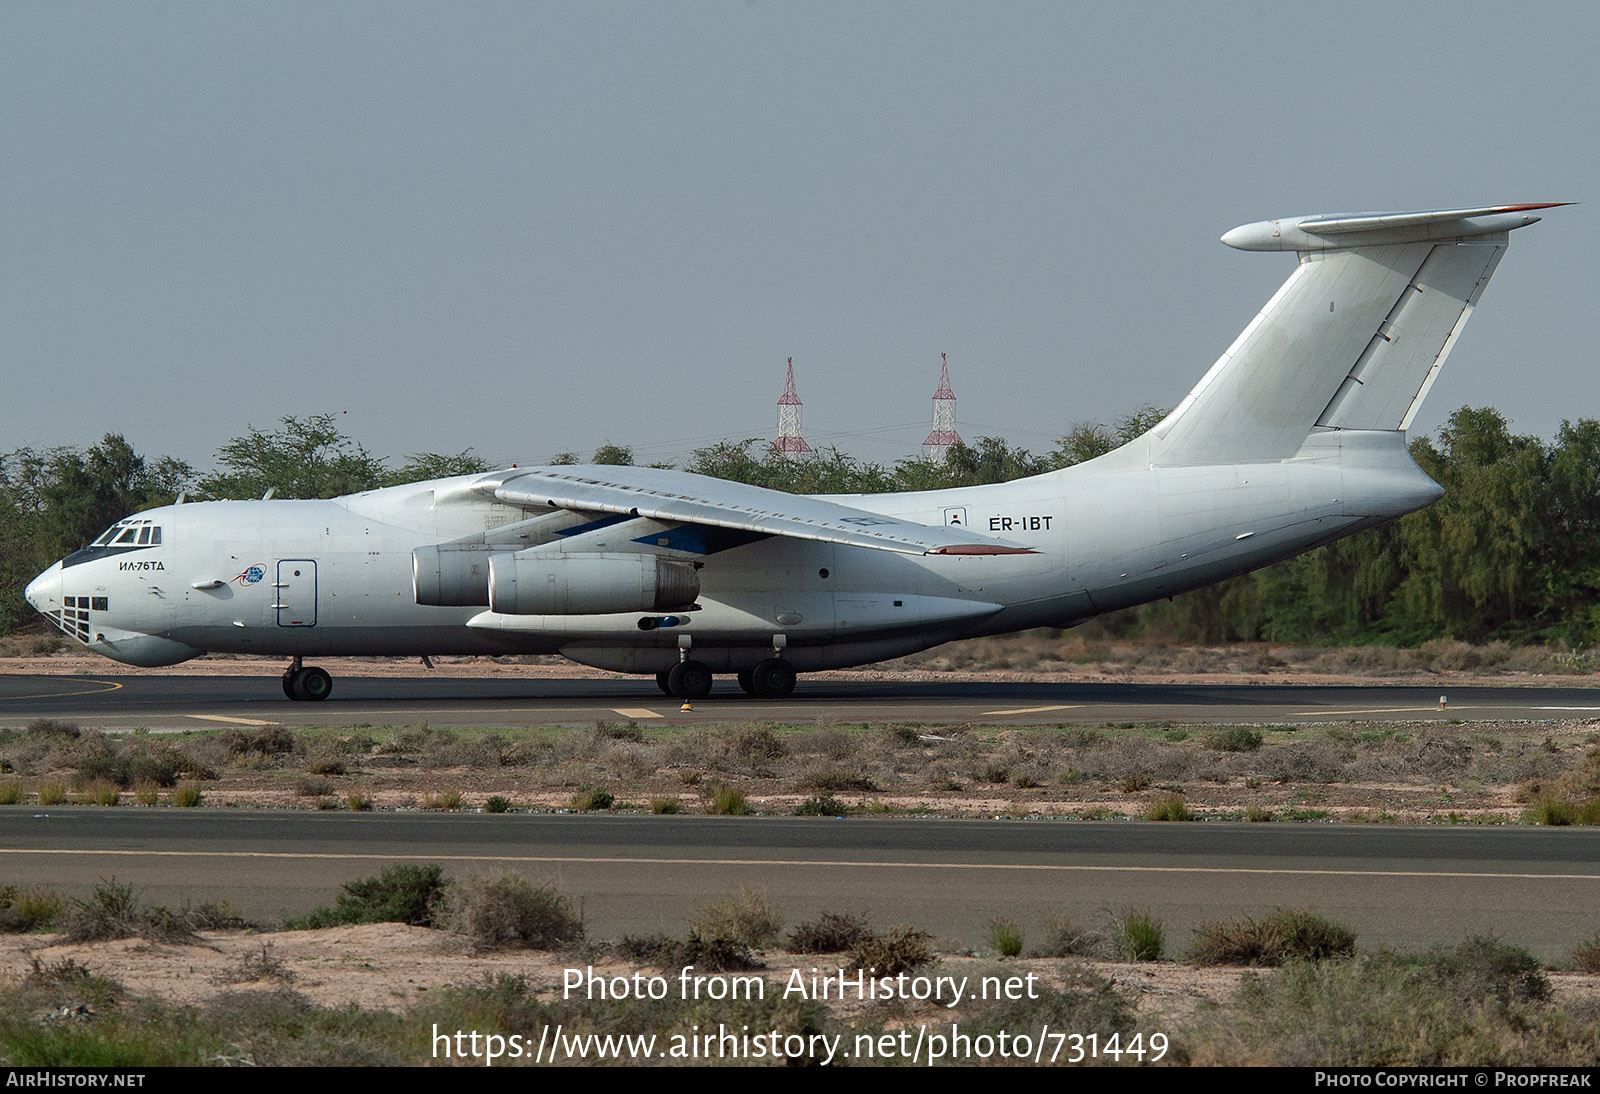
[174,492,186,505]
[261,487,276,501]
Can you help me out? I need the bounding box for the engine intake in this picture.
[487,552,699,615]
[413,544,496,606]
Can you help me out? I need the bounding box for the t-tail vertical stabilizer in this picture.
[1124,204,1568,468]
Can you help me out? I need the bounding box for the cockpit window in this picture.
[87,520,163,549]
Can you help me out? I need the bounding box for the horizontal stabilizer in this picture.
[480,465,1034,556]
[1222,203,1568,252]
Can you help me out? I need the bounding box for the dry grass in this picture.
[689,885,782,948]
[435,874,583,952]
[1187,908,1358,966]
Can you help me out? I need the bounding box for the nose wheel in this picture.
[282,660,333,702]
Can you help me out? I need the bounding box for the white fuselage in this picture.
[24,429,1440,675]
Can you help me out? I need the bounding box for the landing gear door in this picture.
[275,560,318,627]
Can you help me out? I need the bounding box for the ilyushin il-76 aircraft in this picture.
[25,204,1563,702]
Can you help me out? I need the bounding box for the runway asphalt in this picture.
[4,673,1600,729]
[3,809,1597,960]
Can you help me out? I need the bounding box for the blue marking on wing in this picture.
[631,525,770,555]
[554,514,633,538]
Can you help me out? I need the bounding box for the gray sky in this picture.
[3,1,1593,473]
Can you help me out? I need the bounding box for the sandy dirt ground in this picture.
[7,925,1598,1025]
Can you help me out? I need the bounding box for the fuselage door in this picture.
[275,560,318,627]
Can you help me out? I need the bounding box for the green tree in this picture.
[385,449,493,485]
[591,443,634,466]
[0,436,193,633]
[199,414,389,499]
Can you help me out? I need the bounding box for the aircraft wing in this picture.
[481,465,1034,556]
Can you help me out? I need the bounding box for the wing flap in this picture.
[483,465,1033,556]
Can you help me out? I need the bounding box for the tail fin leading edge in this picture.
[1143,204,1562,467]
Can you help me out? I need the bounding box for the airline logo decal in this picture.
[233,564,266,586]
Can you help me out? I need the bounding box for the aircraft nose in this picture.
[24,563,62,616]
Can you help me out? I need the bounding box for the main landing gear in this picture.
[656,657,797,701]
[282,656,333,702]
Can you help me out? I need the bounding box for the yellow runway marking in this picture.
[0,679,123,702]
[610,708,663,719]
[980,705,1083,716]
[185,714,280,726]
[1,848,1595,882]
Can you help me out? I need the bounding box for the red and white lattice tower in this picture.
[922,351,963,461]
[771,356,813,459]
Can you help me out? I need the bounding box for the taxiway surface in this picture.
[4,674,1600,729]
[2,809,1595,960]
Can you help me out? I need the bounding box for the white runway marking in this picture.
[610,708,663,719]
[1289,706,1478,717]
[1,847,1596,882]
[185,714,280,726]
[980,705,1083,716]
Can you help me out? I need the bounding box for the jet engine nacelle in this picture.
[413,544,495,606]
[486,551,700,615]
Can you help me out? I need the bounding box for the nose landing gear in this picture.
[282,657,333,701]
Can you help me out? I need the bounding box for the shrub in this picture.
[650,797,682,814]
[36,781,67,806]
[1245,804,1274,822]
[25,956,122,1008]
[288,864,448,929]
[676,934,761,972]
[1145,793,1193,821]
[591,720,646,742]
[1524,796,1575,826]
[1418,934,1549,1005]
[794,795,847,816]
[0,780,22,805]
[568,787,614,812]
[720,726,787,774]
[1115,908,1164,961]
[304,750,346,776]
[614,933,758,972]
[224,726,298,757]
[435,874,583,952]
[133,781,159,806]
[849,925,935,974]
[788,912,872,953]
[295,777,334,798]
[72,779,121,806]
[795,765,877,793]
[704,784,750,815]
[170,783,203,807]
[482,795,511,814]
[422,789,463,811]
[346,790,373,812]
[961,967,1138,1045]
[73,755,131,788]
[0,884,63,932]
[1187,908,1358,966]
[690,884,782,948]
[315,796,340,811]
[990,919,1024,957]
[1206,727,1264,752]
[63,879,197,944]
[127,752,177,787]
[26,719,80,739]
[1120,772,1150,792]
[1572,932,1600,973]
[1034,917,1100,958]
